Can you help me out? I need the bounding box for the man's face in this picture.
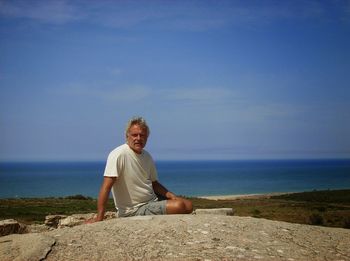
[127,124,148,154]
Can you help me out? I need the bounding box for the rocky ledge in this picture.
[1,213,350,261]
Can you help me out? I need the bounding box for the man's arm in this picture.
[94,176,116,222]
[152,180,177,199]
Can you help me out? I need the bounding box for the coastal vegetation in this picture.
[191,189,350,228]
[1,189,349,229]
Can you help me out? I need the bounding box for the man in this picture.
[92,116,193,221]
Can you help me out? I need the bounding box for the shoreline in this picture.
[1,189,348,200]
[1,189,349,229]
[0,192,292,200]
[198,192,293,200]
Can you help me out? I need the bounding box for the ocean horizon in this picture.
[0,159,350,199]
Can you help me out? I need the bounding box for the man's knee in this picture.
[166,198,193,214]
[185,199,193,213]
[173,199,186,212]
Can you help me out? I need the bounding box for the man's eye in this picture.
[130,133,145,138]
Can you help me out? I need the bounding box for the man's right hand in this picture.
[84,216,103,224]
[84,217,97,224]
[88,176,116,225]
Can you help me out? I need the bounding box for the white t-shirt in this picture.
[103,144,158,217]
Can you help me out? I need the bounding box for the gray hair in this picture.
[125,116,150,139]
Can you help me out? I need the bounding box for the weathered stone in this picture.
[195,208,234,216]
[46,215,350,260]
[128,215,154,221]
[59,214,91,228]
[45,212,117,229]
[0,233,55,261]
[27,223,50,233]
[104,211,117,219]
[2,214,350,260]
[0,219,27,237]
[58,212,117,228]
[45,215,67,228]
[58,216,83,228]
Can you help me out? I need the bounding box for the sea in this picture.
[0,159,350,199]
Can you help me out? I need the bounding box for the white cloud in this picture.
[234,103,300,124]
[0,0,82,24]
[103,85,151,102]
[161,87,235,104]
[83,1,328,30]
[57,82,237,105]
[109,68,123,76]
[57,82,152,103]
[1,0,344,29]
[343,0,350,22]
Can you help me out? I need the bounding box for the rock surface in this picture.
[1,214,350,260]
[195,208,234,216]
[0,219,27,237]
[43,211,118,229]
[44,215,68,228]
[0,233,55,261]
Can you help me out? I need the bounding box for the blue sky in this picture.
[1,0,349,161]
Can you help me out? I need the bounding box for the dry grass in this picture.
[1,190,350,228]
[190,189,350,228]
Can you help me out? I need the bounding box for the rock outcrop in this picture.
[195,208,234,216]
[0,219,27,237]
[0,233,55,261]
[43,211,117,229]
[1,214,349,260]
[44,215,68,228]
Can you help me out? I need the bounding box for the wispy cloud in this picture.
[234,103,300,124]
[57,82,151,103]
[109,67,123,76]
[58,83,234,105]
[0,0,82,24]
[56,81,300,122]
[1,0,346,30]
[160,87,235,104]
[343,0,350,23]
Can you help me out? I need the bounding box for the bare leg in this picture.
[166,197,193,214]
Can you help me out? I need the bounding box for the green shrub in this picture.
[252,209,261,217]
[343,217,350,229]
[65,195,91,200]
[309,213,324,225]
[315,206,326,212]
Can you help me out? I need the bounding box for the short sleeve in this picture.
[150,158,158,182]
[103,151,124,177]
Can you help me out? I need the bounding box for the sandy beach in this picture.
[199,192,292,200]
